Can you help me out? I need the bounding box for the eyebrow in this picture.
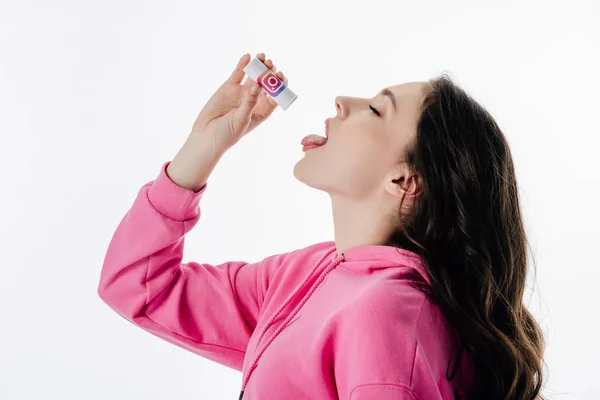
[380,88,397,112]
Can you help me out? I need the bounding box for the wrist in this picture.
[167,134,225,192]
[188,130,230,157]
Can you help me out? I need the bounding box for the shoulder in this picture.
[260,241,335,300]
[343,275,460,367]
[338,277,464,390]
[258,240,334,272]
[370,280,466,395]
[263,240,335,265]
[365,279,458,351]
[333,277,431,390]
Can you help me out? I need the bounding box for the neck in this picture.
[330,194,395,256]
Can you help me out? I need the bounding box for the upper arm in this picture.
[336,283,466,400]
[98,162,295,370]
[334,283,426,399]
[350,384,420,400]
[137,251,294,370]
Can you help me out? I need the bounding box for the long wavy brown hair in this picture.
[385,75,545,399]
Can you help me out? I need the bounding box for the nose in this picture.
[335,96,347,118]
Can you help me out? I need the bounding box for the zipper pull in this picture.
[238,390,244,399]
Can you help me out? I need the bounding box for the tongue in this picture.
[301,134,327,146]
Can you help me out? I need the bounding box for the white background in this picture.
[1,0,599,399]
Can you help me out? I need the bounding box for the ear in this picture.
[384,167,423,200]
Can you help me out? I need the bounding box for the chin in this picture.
[293,157,328,191]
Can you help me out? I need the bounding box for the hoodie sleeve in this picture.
[334,286,430,400]
[338,286,469,400]
[349,384,420,400]
[97,162,292,371]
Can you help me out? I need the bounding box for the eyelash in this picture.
[369,105,381,117]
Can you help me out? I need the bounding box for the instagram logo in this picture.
[258,70,285,96]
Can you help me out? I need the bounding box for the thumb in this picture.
[233,81,262,127]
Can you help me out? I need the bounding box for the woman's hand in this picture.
[191,52,288,153]
[166,52,287,192]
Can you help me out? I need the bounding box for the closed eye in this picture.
[369,105,381,117]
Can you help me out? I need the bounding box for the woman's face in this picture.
[294,82,428,200]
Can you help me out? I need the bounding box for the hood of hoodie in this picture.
[333,241,429,282]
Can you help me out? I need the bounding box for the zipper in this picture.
[237,251,345,399]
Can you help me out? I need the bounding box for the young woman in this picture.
[98,52,545,399]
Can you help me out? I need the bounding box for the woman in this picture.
[98,52,545,399]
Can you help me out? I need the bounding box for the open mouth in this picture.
[300,119,329,148]
[300,134,327,147]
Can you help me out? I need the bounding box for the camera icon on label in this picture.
[258,71,285,96]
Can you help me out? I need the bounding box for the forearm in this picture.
[167,132,227,192]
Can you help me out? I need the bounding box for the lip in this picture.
[302,144,321,151]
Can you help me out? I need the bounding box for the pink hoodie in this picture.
[98,162,473,399]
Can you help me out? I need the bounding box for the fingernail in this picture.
[250,83,261,95]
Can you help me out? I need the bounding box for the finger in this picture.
[265,91,277,107]
[229,53,251,84]
[234,80,262,126]
[241,53,272,88]
[277,71,287,85]
[257,54,276,72]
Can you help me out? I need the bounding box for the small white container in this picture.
[243,57,297,110]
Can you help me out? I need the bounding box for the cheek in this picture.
[327,128,390,189]
[334,124,387,164]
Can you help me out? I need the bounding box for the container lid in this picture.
[277,87,298,110]
[243,57,267,81]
